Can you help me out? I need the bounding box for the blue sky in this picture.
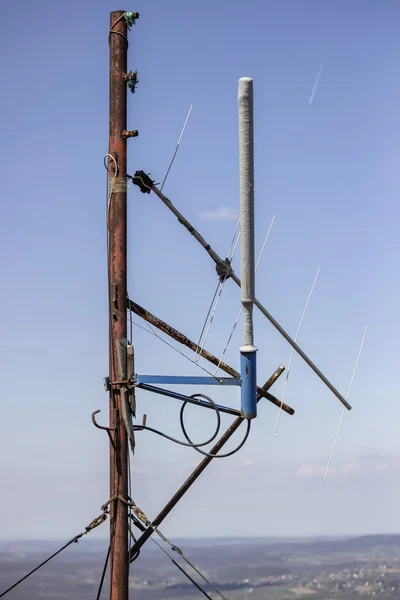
[1,0,400,541]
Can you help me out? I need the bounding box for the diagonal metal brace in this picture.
[128,177,351,411]
[127,298,294,416]
[128,367,284,562]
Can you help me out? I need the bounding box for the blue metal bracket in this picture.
[135,375,241,386]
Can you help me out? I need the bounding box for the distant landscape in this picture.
[1,534,400,599]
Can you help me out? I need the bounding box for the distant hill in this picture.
[175,534,400,563]
[259,534,400,555]
[2,534,400,555]
[1,533,400,599]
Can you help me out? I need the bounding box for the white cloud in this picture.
[296,454,400,479]
[296,465,326,478]
[199,206,239,221]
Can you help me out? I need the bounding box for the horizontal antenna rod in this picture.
[127,298,294,415]
[129,366,285,561]
[129,175,351,412]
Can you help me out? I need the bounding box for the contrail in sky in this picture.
[308,61,324,105]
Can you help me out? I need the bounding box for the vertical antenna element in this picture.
[161,104,193,191]
[238,77,257,419]
[323,325,368,483]
[275,267,321,433]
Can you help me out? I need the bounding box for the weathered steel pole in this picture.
[108,10,129,600]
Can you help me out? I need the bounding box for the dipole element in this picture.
[238,77,257,419]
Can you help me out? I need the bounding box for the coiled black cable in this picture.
[134,393,251,458]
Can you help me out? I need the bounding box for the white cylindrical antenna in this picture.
[238,77,257,419]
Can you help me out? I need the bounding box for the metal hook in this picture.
[92,409,115,431]
[92,410,115,445]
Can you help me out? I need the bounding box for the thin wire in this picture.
[214,215,276,375]
[110,12,126,30]
[108,12,130,46]
[134,384,251,458]
[167,557,215,600]
[0,538,84,597]
[227,219,240,258]
[104,154,120,579]
[128,468,140,573]
[180,414,251,459]
[275,266,321,433]
[231,223,241,257]
[96,545,110,600]
[135,420,251,458]
[128,451,134,572]
[323,325,368,484]
[135,393,222,448]
[130,519,214,600]
[128,310,218,379]
[147,526,229,600]
[104,153,118,271]
[161,104,193,191]
[128,291,133,344]
[193,216,243,362]
[193,280,222,362]
[0,515,107,599]
[193,280,226,361]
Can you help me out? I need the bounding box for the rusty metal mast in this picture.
[108,10,130,600]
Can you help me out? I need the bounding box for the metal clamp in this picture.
[104,376,136,391]
[85,512,108,532]
[122,129,139,139]
[215,258,233,283]
[122,70,139,93]
[129,170,155,194]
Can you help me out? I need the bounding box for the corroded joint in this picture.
[85,512,108,532]
[122,129,139,139]
[122,70,139,93]
[104,376,136,390]
[216,258,234,283]
[130,170,155,194]
[125,11,140,26]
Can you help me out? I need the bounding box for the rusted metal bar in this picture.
[127,298,294,415]
[108,10,130,600]
[129,367,284,562]
[131,178,351,412]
